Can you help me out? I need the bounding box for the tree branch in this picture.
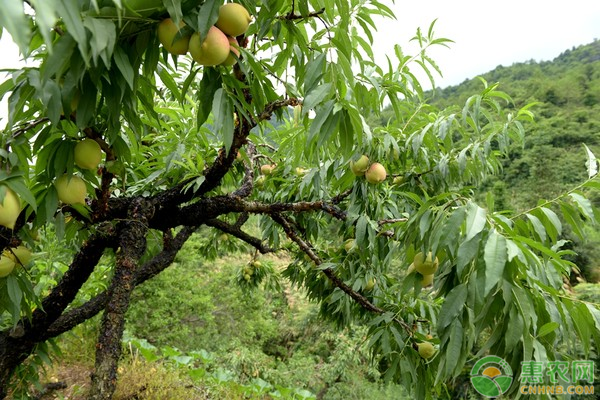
[205,218,275,254]
[21,224,117,340]
[271,213,412,334]
[90,198,154,399]
[279,8,326,21]
[258,98,301,122]
[45,226,195,339]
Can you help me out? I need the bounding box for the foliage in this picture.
[427,39,600,280]
[0,1,599,399]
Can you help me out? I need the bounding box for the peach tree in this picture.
[1,0,599,399]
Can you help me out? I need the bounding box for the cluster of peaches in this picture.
[158,3,251,66]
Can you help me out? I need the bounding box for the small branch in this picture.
[233,142,257,198]
[9,117,50,140]
[258,98,301,122]
[279,8,326,21]
[331,188,353,204]
[271,213,412,333]
[234,213,249,229]
[378,218,408,225]
[205,218,275,254]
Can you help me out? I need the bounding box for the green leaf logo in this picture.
[470,355,513,397]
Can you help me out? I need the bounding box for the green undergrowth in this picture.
[46,232,409,399]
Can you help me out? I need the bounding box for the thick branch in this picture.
[27,225,117,337]
[45,227,195,339]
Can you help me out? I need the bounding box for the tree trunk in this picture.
[88,199,152,400]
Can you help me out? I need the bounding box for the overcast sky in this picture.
[1,0,600,106]
[375,0,600,88]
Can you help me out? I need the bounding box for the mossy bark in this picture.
[88,199,152,400]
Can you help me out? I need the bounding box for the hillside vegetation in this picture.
[434,39,600,207]
[433,39,600,281]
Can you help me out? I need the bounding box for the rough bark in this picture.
[47,227,195,338]
[88,198,153,400]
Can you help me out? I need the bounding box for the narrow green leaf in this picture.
[483,229,507,295]
[465,201,486,241]
[437,284,468,330]
[355,215,368,246]
[83,17,117,67]
[439,206,466,255]
[583,143,598,178]
[211,88,234,153]
[196,68,222,127]
[40,34,77,81]
[75,76,97,129]
[445,320,463,377]
[525,213,547,242]
[456,236,480,276]
[57,0,88,59]
[303,53,326,94]
[0,0,30,55]
[6,273,21,302]
[302,82,332,113]
[196,0,220,40]
[505,238,523,262]
[505,307,524,349]
[540,207,562,237]
[308,100,334,143]
[4,179,36,211]
[158,67,181,103]
[29,0,59,49]
[569,192,595,221]
[560,203,585,239]
[536,321,559,338]
[113,46,134,90]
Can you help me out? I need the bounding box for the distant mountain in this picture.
[433,39,600,112]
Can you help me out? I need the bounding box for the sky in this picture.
[374,0,600,88]
[1,0,600,110]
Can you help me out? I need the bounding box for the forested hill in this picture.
[426,39,600,208]
[432,39,600,281]
[433,39,600,111]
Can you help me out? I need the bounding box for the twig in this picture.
[378,218,408,225]
[258,98,301,121]
[10,117,50,140]
[279,8,326,21]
